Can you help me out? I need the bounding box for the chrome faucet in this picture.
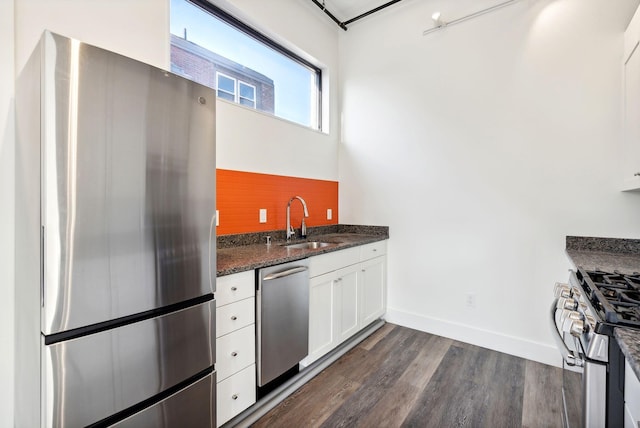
[286,196,309,241]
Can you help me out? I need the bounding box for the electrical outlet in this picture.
[327,208,333,220]
[259,208,267,223]
[215,210,219,227]
[466,292,476,309]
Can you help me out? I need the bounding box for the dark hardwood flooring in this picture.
[252,323,563,428]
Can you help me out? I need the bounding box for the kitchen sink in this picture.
[283,241,335,250]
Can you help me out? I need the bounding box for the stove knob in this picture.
[585,315,596,331]
[554,283,571,298]
[570,319,585,337]
[562,298,578,311]
[560,310,582,330]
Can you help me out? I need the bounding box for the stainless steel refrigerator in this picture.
[15,31,217,427]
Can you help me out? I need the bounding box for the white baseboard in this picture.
[385,307,562,368]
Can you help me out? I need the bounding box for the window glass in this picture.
[239,82,256,108]
[170,0,321,129]
[217,74,235,94]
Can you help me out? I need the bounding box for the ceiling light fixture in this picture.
[431,11,445,27]
[424,0,520,36]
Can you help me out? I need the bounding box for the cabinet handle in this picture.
[231,315,237,321]
[231,351,238,357]
[362,269,366,272]
[373,248,377,252]
[232,394,238,400]
[635,172,640,177]
[231,286,238,291]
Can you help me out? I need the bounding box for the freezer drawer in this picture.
[113,372,216,428]
[42,300,215,428]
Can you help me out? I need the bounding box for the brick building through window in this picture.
[170,34,275,113]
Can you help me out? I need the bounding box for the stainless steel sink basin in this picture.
[284,241,334,250]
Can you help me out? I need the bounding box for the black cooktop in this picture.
[577,268,640,329]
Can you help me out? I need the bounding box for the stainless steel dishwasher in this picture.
[257,259,309,387]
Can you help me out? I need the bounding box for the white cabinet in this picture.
[307,271,337,362]
[217,365,256,427]
[305,265,360,363]
[216,271,256,427]
[359,255,387,327]
[622,5,640,191]
[302,240,387,366]
[625,360,640,428]
[336,266,360,342]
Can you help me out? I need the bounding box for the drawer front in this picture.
[216,270,255,307]
[309,247,359,278]
[113,372,215,428]
[217,324,255,381]
[217,297,255,338]
[359,240,387,261]
[217,364,256,427]
[626,360,640,422]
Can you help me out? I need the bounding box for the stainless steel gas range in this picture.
[551,268,640,427]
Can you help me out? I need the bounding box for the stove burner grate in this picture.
[577,268,640,328]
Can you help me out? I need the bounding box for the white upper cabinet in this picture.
[622,5,640,191]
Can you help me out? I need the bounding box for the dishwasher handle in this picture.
[263,266,308,281]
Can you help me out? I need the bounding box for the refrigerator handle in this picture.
[208,212,216,293]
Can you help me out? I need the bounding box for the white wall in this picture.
[339,0,640,366]
[1,0,15,426]
[212,0,340,180]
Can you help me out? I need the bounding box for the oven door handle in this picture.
[550,299,584,367]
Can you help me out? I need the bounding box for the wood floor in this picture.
[252,323,563,428]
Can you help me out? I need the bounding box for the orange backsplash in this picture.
[216,169,338,235]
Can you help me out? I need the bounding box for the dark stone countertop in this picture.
[615,327,640,380]
[216,225,389,277]
[565,236,640,275]
[565,236,640,378]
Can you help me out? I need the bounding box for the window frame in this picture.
[186,0,323,130]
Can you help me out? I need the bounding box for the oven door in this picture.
[551,299,607,428]
[560,333,583,428]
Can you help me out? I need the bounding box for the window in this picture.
[216,73,236,102]
[239,82,256,108]
[170,0,322,130]
[215,73,257,108]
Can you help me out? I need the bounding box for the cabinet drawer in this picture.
[360,240,386,261]
[216,364,256,427]
[217,297,255,338]
[216,270,255,307]
[217,324,255,381]
[309,247,359,278]
[626,360,640,422]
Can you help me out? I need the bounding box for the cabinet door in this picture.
[623,7,640,191]
[336,266,360,343]
[304,271,336,365]
[359,256,387,327]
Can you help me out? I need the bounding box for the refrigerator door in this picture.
[42,300,215,427]
[40,32,216,335]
